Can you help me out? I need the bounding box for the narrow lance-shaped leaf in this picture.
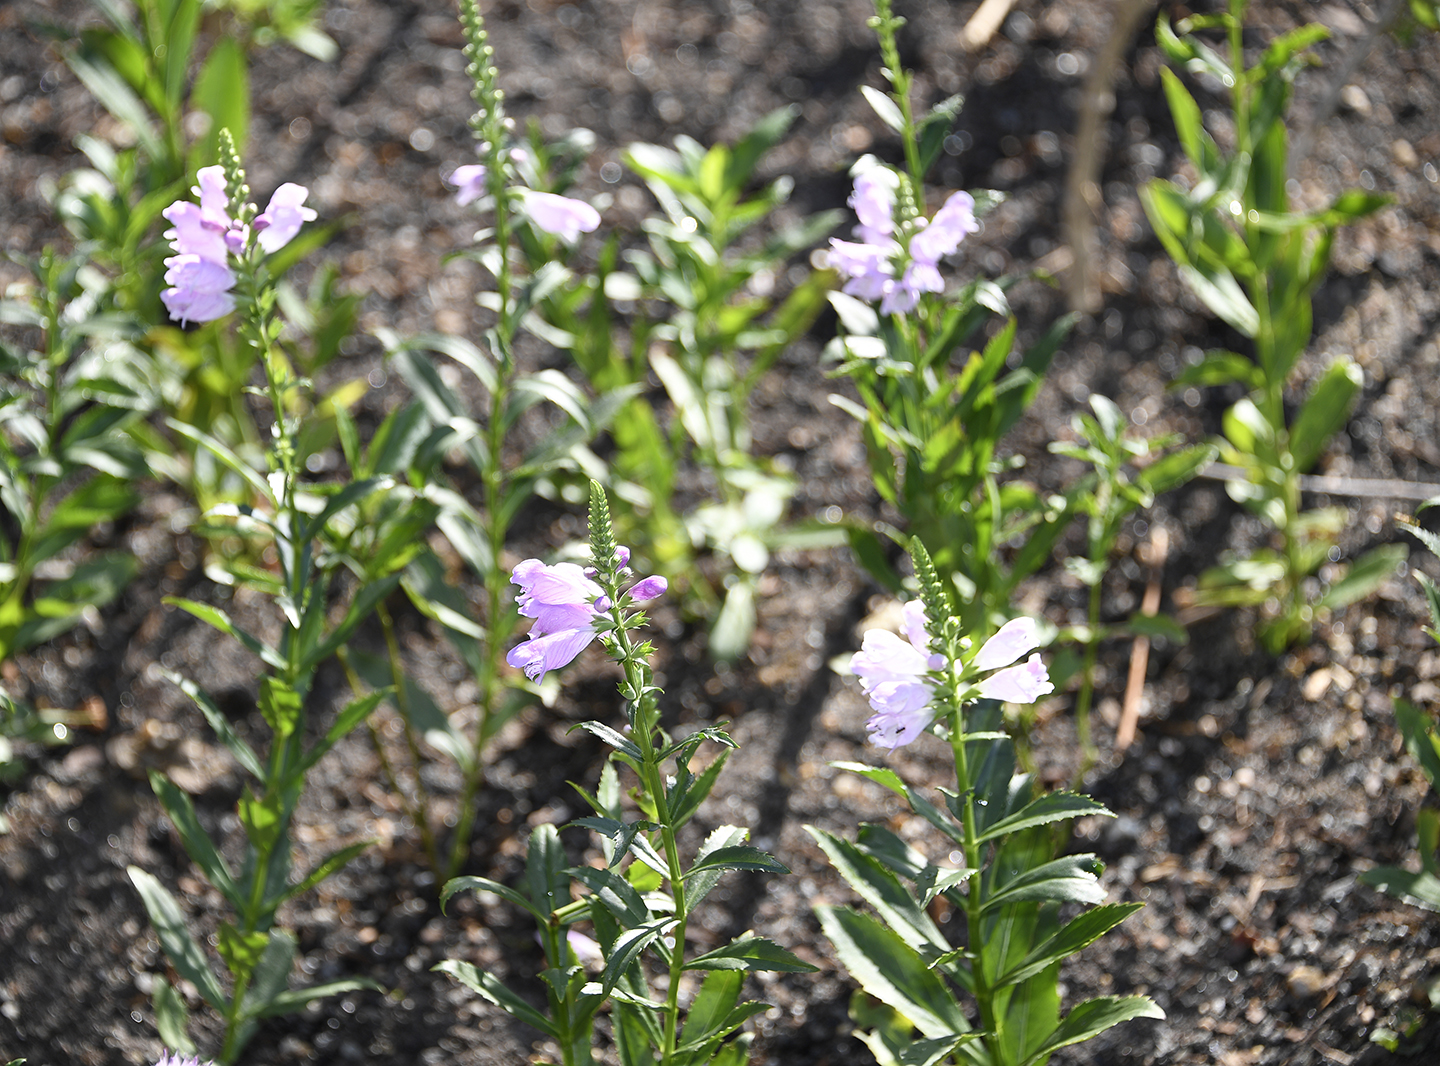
[127,866,226,1009]
[1020,995,1164,1066]
[686,934,816,973]
[815,905,971,1040]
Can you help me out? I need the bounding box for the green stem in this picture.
[604,596,689,1062]
[948,701,1000,1052]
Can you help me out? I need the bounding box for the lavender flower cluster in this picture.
[505,551,666,681]
[828,164,979,315]
[851,602,1053,748]
[159,166,315,326]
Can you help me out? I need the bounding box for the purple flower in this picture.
[505,558,665,681]
[519,190,601,243]
[447,163,489,206]
[162,201,229,262]
[971,617,1041,672]
[851,601,939,749]
[254,183,316,254]
[160,253,237,325]
[195,165,231,230]
[829,238,897,302]
[977,654,1054,704]
[908,191,978,267]
[627,575,668,602]
[154,1053,213,1066]
[849,167,897,245]
[850,605,1053,749]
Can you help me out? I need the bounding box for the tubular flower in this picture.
[518,190,602,243]
[851,600,941,749]
[159,166,313,325]
[254,183,317,253]
[154,1054,214,1066]
[447,163,489,205]
[851,607,1053,749]
[827,164,978,315]
[505,557,666,681]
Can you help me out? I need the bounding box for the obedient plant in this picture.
[1141,0,1404,651]
[367,0,624,883]
[128,136,385,1063]
[438,480,815,1066]
[815,541,1161,1065]
[826,0,1076,642]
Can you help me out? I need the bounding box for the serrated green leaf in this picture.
[975,792,1112,845]
[435,960,556,1034]
[815,906,970,1039]
[807,826,949,953]
[688,845,788,877]
[440,874,546,922]
[997,903,1144,987]
[981,855,1107,913]
[686,934,816,973]
[1019,995,1164,1066]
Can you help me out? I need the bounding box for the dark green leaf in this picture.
[1291,359,1361,473]
[147,771,238,902]
[814,906,970,1039]
[160,670,264,779]
[571,865,650,926]
[253,977,384,1020]
[1020,995,1164,1065]
[1319,544,1407,610]
[981,854,1107,913]
[806,825,949,953]
[127,867,226,1009]
[688,845,789,877]
[975,792,1112,845]
[997,903,1145,987]
[153,976,194,1053]
[240,929,297,1020]
[686,934,816,973]
[440,875,545,922]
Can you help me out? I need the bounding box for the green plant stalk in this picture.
[870,0,925,195]
[601,592,692,1062]
[947,700,1001,1046]
[216,144,313,1061]
[439,0,518,883]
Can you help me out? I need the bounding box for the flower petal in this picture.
[973,617,1041,672]
[519,190,601,243]
[255,183,317,254]
[976,653,1053,705]
[505,626,597,681]
[626,576,667,602]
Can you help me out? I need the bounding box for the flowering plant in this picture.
[129,138,384,1063]
[439,482,813,1066]
[813,541,1161,1065]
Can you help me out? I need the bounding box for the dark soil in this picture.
[4,1,1440,1064]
